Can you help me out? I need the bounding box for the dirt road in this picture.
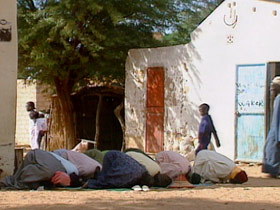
[0,165,279,210]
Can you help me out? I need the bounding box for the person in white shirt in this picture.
[194,150,248,184]
[29,111,47,149]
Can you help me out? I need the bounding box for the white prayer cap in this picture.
[272,76,280,86]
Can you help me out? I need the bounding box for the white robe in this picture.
[193,150,236,183]
[30,118,47,149]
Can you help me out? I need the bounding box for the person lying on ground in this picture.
[53,149,102,179]
[193,150,248,184]
[83,148,105,165]
[84,150,172,189]
[0,149,81,190]
[155,151,201,184]
[125,149,161,177]
[124,148,155,160]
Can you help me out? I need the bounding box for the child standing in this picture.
[195,103,221,155]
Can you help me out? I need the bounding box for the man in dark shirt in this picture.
[195,103,221,155]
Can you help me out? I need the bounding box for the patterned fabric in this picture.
[88,151,147,189]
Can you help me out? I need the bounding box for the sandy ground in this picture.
[0,164,279,210]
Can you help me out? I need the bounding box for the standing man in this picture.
[26,101,37,149]
[263,77,280,178]
[29,111,47,149]
[26,101,47,150]
[26,101,36,113]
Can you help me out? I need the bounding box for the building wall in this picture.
[0,0,17,177]
[125,0,280,159]
[15,80,52,146]
[185,0,280,159]
[15,80,36,146]
[125,45,200,152]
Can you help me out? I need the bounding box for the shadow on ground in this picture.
[2,195,280,210]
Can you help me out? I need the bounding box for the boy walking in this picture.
[195,103,221,155]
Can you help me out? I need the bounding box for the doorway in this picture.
[235,64,266,162]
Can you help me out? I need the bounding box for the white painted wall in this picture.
[186,0,280,159]
[0,0,17,177]
[126,45,198,152]
[15,80,37,146]
[125,0,280,159]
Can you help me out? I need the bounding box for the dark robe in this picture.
[263,95,280,176]
[87,151,147,189]
[196,114,214,155]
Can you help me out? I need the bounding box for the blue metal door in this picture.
[236,64,266,162]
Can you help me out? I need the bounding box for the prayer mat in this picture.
[168,180,194,189]
[52,187,132,191]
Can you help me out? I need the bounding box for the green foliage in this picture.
[18,0,221,90]
[164,0,223,44]
[17,0,222,147]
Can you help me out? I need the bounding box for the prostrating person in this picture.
[155,151,201,184]
[53,149,102,179]
[193,150,248,184]
[1,149,77,190]
[85,151,171,189]
[125,150,161,177]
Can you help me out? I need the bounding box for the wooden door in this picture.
[146,67,164,153]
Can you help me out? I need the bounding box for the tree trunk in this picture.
[54,77,77,149]
[95,94,103,148]
[114,101,125,151]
